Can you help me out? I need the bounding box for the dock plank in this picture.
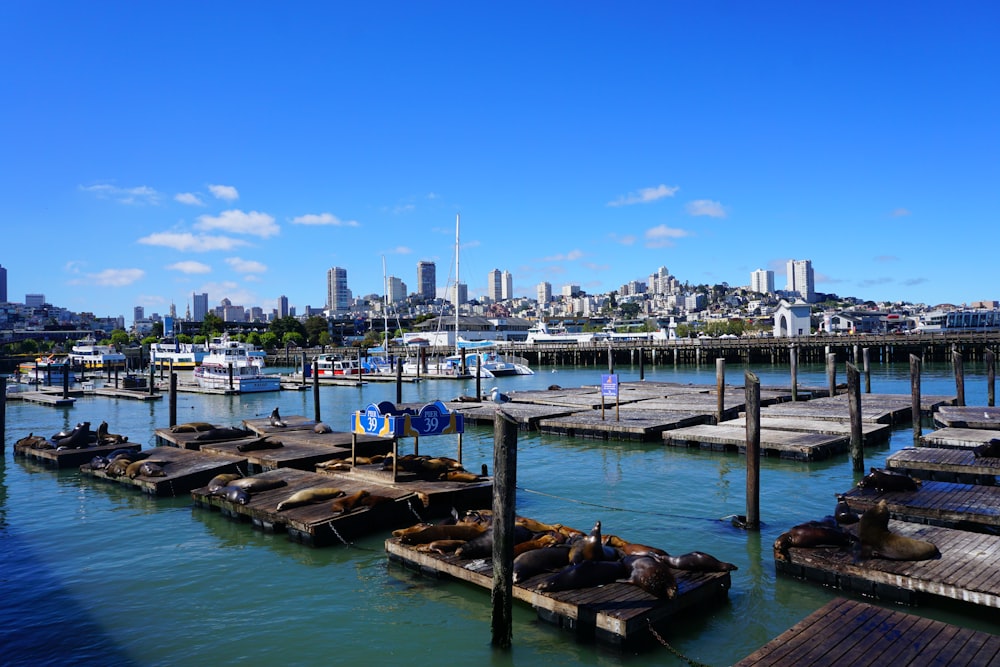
[723,415,892,446]
[886,446,1000,485]
[81,446,247,496]
[198,429,392,473]
[934,406,1000,430]
[662,424,850,461]
[538,410,708,441]
[920,426,1000,449]
[843,481,1000,533]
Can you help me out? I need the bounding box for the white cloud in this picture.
[542,249,584,261]
[167,260,212,274]
[609,233,637,245]
[208,184,239,201]
[138,231,250,252]
[387,246,412,255]
[225,257,267,273]
[685,199,727,218]
[175,192,205,206]
[291,212,360,227]
[607,184,679,207]
[644,224,691,248]
[69,268,145,287]
[80,183,159,205]
[196,209,278,238]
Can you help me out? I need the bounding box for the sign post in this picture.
[601,374,620,422]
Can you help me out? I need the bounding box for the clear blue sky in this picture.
[2,3,997,324]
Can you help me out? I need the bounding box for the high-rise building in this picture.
[417,261,436,300]
[192,292,208,321]
[327,267,350,313]
[648,266,671,295]
[786,259,815,303]
[751,269,775,295]
[451,282,467,307]
[501,270,513,301]
[562,284,581,299]
[386,276,407,304]
[0,263,7,302]
[487,269,503,302]
[537,281,552,304]
[278,295,289,318]
[25,293,45,308]
[133,306,145,324]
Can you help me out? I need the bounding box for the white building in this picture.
[386,276,407,304]
[786,259,815,303]
[751,268,774,294]
[327,266,350,313]
[773,299,812,337]
[536,281,552,304]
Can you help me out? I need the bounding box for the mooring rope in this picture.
[516,485,733,524]
[647,620,715,667]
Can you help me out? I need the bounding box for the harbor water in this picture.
[2,360,999,666]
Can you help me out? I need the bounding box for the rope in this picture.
[647,620,715,667]
[515,485,731,524]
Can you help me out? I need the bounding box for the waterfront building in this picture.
[417,261,435,300]
[774,299,812,337]
[192,292,208,321]
[786,259,815,303]
[327,266,350,313]
[386,276,407,304]
[537,281,552,304]
[751,268,775,295]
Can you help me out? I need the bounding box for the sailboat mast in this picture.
[382,255,389,348]
[455,213,460,357]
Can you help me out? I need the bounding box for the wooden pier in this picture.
[933,406,1000,430]
[198,430,392,474]
[724,416,892,446]
[735,597,1000,666]
[538,409,709,442]
[5,389,76,407]
[775,520,1000,607]
[14,440,140,468]
[887,447,1000,485]
[755,394,954,425]
[385,536,731,648]
[841,482,1000,534]
[662,424,852,461]
[920,426,1000,449]
[81,446,247,496]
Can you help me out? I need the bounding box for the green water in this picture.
[2,361,998,666]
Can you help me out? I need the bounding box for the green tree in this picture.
[151,321,164,338]
[110,330,130,348]
[260,332,279,350]
[177,334,193,344]
[269,316,307,342]
[201,313,224,338]
[246,332,262,347]
[304,316,329,346]
[282,331,305,347]
[141,335,159,346]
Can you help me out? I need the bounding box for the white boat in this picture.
[150,339,207,369]
[453,341,533,376]
[193,340,280,393]
[525,321,604,344]
[309,353,366,377]
[69,336,127,369]
[209,335,266,368]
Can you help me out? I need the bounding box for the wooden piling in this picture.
[312,358,321,422]
[716,358,726,424]
[826,353,836,398]
[847,362,863,472]
[301,351,307,388]
[862,348,871,394]
[491,410,518,648]
[639,346,645,381]
[148,362,155,396]
[0,375,6,452]
[744,371,761,531]
[953,349,965,407]
[910,354,921,445]
[62,363,69,399]
[395,359,403,405]
[987,349,996,408]
[790,344,798,402]
[169,372,178,428]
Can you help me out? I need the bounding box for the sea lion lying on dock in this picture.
[512,545,571,583]
[276,487,345,511]
[313,422,333,434]
[227,476,287,493]
[773,520,856,561]
[194,427,254,442]
[973,439,1000,458]
[55,422,93,449]
[207,473,242,491]
[236,436,284,453]
[15,433,51,451]
[397,523,487,545]
[96,421,128,445]
[857,499,939,561]
[622,553,678,599]
[170,422,216,433]
[535,559,627,593]
[856,467,919,493]
[330,490,371,515]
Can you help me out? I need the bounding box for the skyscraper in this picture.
[0,263,7,302]
[386,276,407,303]
[537,281,552,304]
[133,306,145,324]
[751,269,775,294]
[278,295,289,318]
[786,259,815,303]
[501,270,513,301]
[417,261,436,300]
[487,269,503,302]
[192,292,208,321]
[327,267,350,313]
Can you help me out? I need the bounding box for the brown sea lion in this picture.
[208,473,242,490]
[439,470,481,483]
[237,436,284,453]
[330,490,371,514]
[357,493,394,508]
[418,539,466,555]
[276,487,345,511]
[398,523,487,545]
[223,486,251,505]
[973,439,1000,458]
[858,500,939,561]
[96,421,128,445]
[603,534,669,557]
[568,521,616,563]
[857,467,919,493]
[228,476,287,493]
[512,545,571,584]
[535,559,627,593]
[622,553,678,599]
[665,551,738,572]
[137,461,166,478]
[170,422,216,433]
[195,427,253,442]
[773,521,856,561]
[15,433,51,451]
[393,522,433,538]
[56,422,92,449]
[515,517,559,533]
[514,533,562,556]
[313,422,333,434]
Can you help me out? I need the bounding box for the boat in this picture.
[525,321,605,344]
[308,353,367,377]
[150,339,208,369]
[209,336,265,368]
[69,336,127,370]
[452,340,533,376]
[193,339,281,393]
[17,356,76,385]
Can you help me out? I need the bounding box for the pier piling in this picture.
[491,410,518,649]
[910,354,922,444]
[744,371,761,530]
[847,362,863,472]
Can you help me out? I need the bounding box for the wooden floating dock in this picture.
[754,394,954,425]
[385,537,731,648]
[14,440,141,468]
[734,597,1000,666]
[538,409,708,442]
[448,401,580,430]
[198,430,392,474]
[842,482,1000,534]
[921,426,1000,450]
[662,424,852,461]
[81,446,248,496]
[775,519,1000,607]
[934,405,1000,430]
[724,415,892,446]
[90,386,162,401]
[887,447,1000,485]
[5,389,76,407]
[191,468,436,546]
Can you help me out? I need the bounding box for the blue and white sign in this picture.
[351,400,464,438]
[601,373,619,398]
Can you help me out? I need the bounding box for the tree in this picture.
[177,334,193,344]
[110,330,130,348]
[269,316,307,342]
[282,331,305,347]
[260,332,279,350]
[201,314,224,338]
[151,321,164,338]
[304,316,329,346]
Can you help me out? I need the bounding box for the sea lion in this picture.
[87,455,110,470]
[535,559,627,593]
[398,523,487,545]
[138,461,166,478]
[603,534,669,557]
[56,422,92,449]
[223,486,251,505]
[858,499,939,561]
[170,422,216,433]
[834,494,860,525]
[330,490,371,514]
[568,521,616,563]
[857,467,919,493]
[108,448,144,461]
[96,421,128,445]
[313,422,333,434]
[195,427,253,442]
[665,551,738,572]
[357,493,394,509]
[417,539,466,555]
[773,521,856,561]
[515,517,559,533]
[512,545,571,583]
[973,439,1000,458]
[439,470,481,483]
[268,407,287,427]
[125,460,147,478]
[104,458,132,478]
[208,473,242,490]
[228,476,287,493]
[16,433,51,451]
[454,524,534,560]
[237,436,284,453]
[514,533,563,556]
[622,554,678,599]
[276,487,345,511]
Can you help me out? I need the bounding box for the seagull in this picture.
[489,386,512,405]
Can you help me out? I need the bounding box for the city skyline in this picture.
[2,5,997,321]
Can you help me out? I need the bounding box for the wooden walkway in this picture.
[81,446,247,496]
[775,520,1000,607]
[842,482,1000,533]
[887,447,1000,485]
[385,536,731,648]
[735,597,1000,666]
[934,406,1000,430]
[662,424,851,461]
[5,389,75,407]
[921,426,1000,449]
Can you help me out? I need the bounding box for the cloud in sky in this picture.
[291,212,360,227]
[208,184,239,201]
[542,249,584,261]
[609,233,637,245]
[175,192,205,206]
[607,184,679,207]
[644,224,690,248]
[69,267,145,287]
[225,257,267,273]
[138,231,250,252]
[858,277,894,288]
[685,199,727,218]
[196,209,278,238]
[167,260,212,274]
[386,246,412,255]
[80,183,159,205]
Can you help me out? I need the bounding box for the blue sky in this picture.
[2,3,997,324]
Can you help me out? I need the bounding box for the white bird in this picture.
[489,386,512,405]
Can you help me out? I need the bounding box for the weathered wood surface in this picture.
[385,537,731,647]
[90,387,162,401]
[537,410,709,441]
[242,413,323,434]
[82,446,247,496]
[448,402,580,429]
[724,416,892,446]
[5,390,76,407]
[842,481,1000,532]
[734,597,1000,666]
[887,446,1000,485]
[775,520,1000,607]
[920,426,1000,449]
[199,430,392,473]
[662,424,851,461]
[318,464,493,515]
[934,406,1000,430]
[756,394,954,424]
[14,440,141,468]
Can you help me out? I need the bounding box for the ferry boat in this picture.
[150,339,208,369]
[193,340,281,393]
[525,321,604,344]
[308,354,366,377]
[69,336,127,370]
